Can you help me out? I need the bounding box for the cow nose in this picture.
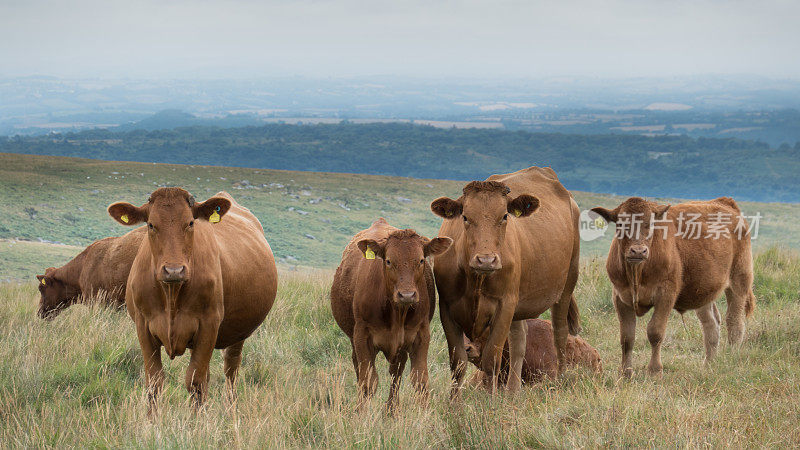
[161,264,187,283]
[470,254,501,272]
[626,246,649,263]
[396,291,418,304]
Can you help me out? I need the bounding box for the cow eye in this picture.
[385,260,391,267]
[188,220,194,227]
[462,215,468,223]
[419,258,425,265]
[502,213,508,221]
[147,223,154,230]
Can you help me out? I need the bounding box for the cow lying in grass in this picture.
[109,188,278,411]
[592,197,755,377]
[464,319,602,386]
[330,218,451,412]
[36,226,145,319]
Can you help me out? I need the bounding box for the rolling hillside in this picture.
[1,152,799,280]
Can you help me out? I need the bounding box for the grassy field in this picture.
[2,152,799,276]
[0,248,798,447]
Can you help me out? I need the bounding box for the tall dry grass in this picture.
[0,250,799,447]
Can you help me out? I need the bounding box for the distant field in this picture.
[1,152,799,279]
[1,248,798,446]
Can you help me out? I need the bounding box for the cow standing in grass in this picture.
[330,218,451,411]
[592,197,755,377]
[108,188,277,411]
[36,227,145,319]
[430,167,581,395]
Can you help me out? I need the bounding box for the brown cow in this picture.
[430,166,581,395]
[330,218,451,411]
[464,319,602,386]
[36,226,145,319]
[108,188,277,410]
[592,197,755,377]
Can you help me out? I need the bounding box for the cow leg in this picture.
[409,324,431,401]
[614,291,636,378]
[506,319,527,392]
[695,303,720,364]
[353,324,379,402]
[551,246,580,374]
[646,300,672,376]
[185,321,220,408]
[386,351,408,414]
[479,298,516,393]
[440,304,468,400]
[724,286,748,346]
[223,340,245,399]
[135,318,164,417]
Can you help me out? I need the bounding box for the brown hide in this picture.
[464,319,602,385]
[592,197,755,376]
[330,218,451,409]
[36,226,145,319]
[431,166,581,393]
[109,188,277,407]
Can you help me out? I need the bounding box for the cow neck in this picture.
[159,281,183,358]
[54,249,88,301]
[624,263,644,312]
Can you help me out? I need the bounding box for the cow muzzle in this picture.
[625,245,649,265]
[159,264,188,284]
[394,290,418,306]
[469,253,501,273]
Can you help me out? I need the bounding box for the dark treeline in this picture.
[2,123,798,201]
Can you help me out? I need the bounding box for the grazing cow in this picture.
[36,227,145,319]
[330,218,452,411]
[108,188,277,409]
[464,319,602,386]
[430,166,581,395]
[592,197,755,376]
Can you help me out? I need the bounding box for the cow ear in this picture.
[357,239,384,260]
[507,194,539,218]
[36,274,45,285]
[656,204,671,218]
[431,197,463,219]
[591,206,618,223]
[424,236,452,257]
[108,202,146,226]
[194,197,232,222]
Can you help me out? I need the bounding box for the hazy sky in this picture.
[1,0,798,78]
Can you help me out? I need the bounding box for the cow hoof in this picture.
[621,367,634,379]
[647,365,663,377]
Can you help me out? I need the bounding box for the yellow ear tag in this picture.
[594,217,606,228]
[209,211,221,223]
[514,209,522,217]
[364,246,376,260]
[41,278,46,286]
[120,214,129,223]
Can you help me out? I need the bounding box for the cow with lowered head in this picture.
[36,226,145,319]
[330,218,451,411]
[430,166,581,395]
[108,188,277,411]
[592,197,755,377]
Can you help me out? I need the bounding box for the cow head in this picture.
[357,229,451,307]
[108,188,231,285]
[36,267,78,319]
[431,181,539,274]
[592,197,670,266]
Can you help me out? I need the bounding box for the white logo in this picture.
[579,209,609,241]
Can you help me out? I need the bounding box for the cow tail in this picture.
[568,294,581,335]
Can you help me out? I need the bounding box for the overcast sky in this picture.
[0,0,798,79]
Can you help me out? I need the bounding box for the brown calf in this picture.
[464,319,602,386]
[431,167,581,395]
[109,188,278,410]
[36,226,145,319]
[592,197,755,376]
[330,218,451,411]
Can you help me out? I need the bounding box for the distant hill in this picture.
[1,122,798,202]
